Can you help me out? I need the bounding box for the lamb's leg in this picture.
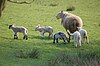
[74,37,77,47]
[53,38,56,43]
[23,35,25,39]
[81,37,84,44]
[62,38,66,44]
[48,33,51,37]
[66,30,70,42]
[41,32,44,38]
[25,35,28,40]
[86,36,89,44]
[74,41,77,47]
[78,40,81,47]
[53,35,56,43]
[14,33,18,39]
[56,38,58,43]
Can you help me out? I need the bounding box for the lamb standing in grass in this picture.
[53,32,70,44]
[35,25,53,38]
[9,24,28,40]
[77,27,89,44]
[71,31,81,47]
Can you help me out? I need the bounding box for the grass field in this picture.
[0,0,100,66]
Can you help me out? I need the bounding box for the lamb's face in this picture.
[9,25,12,29]
[35,26,39,31]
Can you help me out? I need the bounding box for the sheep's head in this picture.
[9,24,15,29]
[56,11,68,19]
[77,27,82,31]
[35,26,39,31]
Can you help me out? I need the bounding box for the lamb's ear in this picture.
[38,24,40,27]
[61,10,63,13]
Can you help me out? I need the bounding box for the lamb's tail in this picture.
[25,29,28,35]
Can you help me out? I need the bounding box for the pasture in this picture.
[0,0,100,66]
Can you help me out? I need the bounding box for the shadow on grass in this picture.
[30,35,53,40]
[0,36,12,40]
[0,36,26,40]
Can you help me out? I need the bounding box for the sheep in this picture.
[71,31,81,47]
[35,25,53,38]
[77,27,89,44]
[53,32,70,44]
[9,24,28,40]
[56,10,83,42]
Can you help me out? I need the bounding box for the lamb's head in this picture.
[77,27,82,31]
[9,24,14,29]
[56,11,68,19]
[35,26,40,31]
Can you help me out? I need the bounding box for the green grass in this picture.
[0,0,100,66]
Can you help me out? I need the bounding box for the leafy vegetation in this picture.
[0,0,100,66]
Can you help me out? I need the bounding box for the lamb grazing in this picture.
[53,32,70,44]
[71,31,81,47]
[77,27,89,44]
[9,24,28,40]
[56,11,83,42]
[35,25,53,38]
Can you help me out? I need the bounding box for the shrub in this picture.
[15,49,40,59]
[45,52,100,66]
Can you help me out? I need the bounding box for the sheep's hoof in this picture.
[26,38,28,40]
[23,37,25,39]
[14,37,18,39]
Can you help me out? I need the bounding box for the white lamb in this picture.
[35,25,53,38]
[71,31,81,47]
[9,24,28,40]
[77,27,89,44]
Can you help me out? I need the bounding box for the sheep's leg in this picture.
[23,35,25,39]
[74,37,77,47]
[48,33,51,37]
[14,33,18,39]
[23,35,28,40]
[56,38,58,43]
[62,38,66,44]
[66,37,70,43]
[86,36,89,44]
[81,37,84,44]
[78,40,81,47]
[41,32,44,38]
[66,30,70,42]
[49,33,53,37]
[53,35,56,43]
[53,38,56,43]
[25,35,28,40]
[74,41,77,47]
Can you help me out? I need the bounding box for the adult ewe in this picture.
[56,11,83,41]
[35,25,53,38]
[9,24,28,40]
